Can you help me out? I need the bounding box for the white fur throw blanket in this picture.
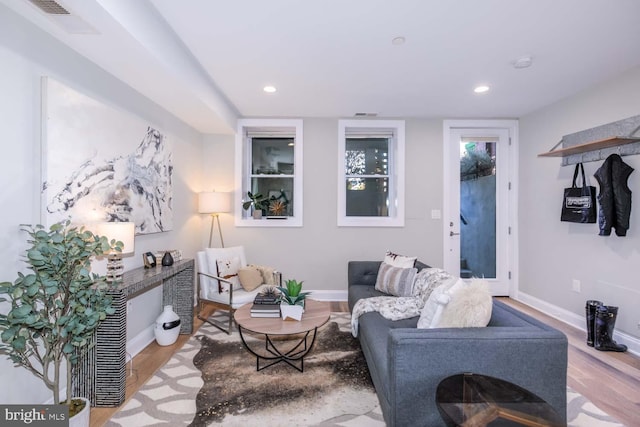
[351,268,454,337]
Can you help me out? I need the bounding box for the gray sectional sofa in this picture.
[348,261,568,427]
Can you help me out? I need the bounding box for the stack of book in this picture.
[250,294,281,317]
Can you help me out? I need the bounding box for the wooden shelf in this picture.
[538,136,640,158]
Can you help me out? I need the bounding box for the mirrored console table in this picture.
[73,259,194,407]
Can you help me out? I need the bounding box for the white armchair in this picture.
[196,246,278,334]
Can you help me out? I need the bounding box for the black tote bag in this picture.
[561,163,597,223]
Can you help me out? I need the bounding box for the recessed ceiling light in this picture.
[392,36,405,45]
[263,86,276,93]
[474,85,490,94]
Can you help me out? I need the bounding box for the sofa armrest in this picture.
[387,327,568,427]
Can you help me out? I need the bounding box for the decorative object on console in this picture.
[143,252,157,268]
[161,251,174,266]
[96,221,135,282]
[198,191,231,247]
[154,305,181,346]
[154,249,182,263]
[0,220,121,420]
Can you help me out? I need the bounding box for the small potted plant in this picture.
[0,221,122,426]
[242,191,269,219]
[277,279,310,321]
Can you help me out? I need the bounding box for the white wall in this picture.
[0,5,206,404]
[519,65,640,343]
[202,118,445,296]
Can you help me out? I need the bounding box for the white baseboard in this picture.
[515,291,639,356]
[307,289,348,302]
[126,324,155,359]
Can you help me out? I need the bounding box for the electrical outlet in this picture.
[572,279,581,293]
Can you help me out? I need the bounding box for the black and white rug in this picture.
[107,313,623,427]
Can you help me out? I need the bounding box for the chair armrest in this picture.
[198,271,234,294]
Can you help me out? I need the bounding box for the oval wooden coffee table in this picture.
[234,299,330,372]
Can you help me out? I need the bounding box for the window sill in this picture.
[235,216,303,227]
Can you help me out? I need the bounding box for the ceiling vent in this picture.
[354,112,378,117]
[27,0,70,15]
[25,0,99,34]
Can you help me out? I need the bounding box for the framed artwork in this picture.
[42,77,173,234]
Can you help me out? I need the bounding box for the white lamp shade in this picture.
[97,222,136,255]
[199,191,231,214]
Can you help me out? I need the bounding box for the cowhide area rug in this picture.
[107,312,624,427]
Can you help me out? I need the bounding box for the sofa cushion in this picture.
[216,256,242,290]
[374,262,417,296]
[237,266,263,291]
[417,277,463,328]
[436,278,492,328]
[384,251,417,268]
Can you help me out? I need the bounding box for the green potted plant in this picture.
[277,279,310,321]
[242,191,269,219]
[0,220,123,426]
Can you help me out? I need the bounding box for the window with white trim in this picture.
[338,120,405,227]
[235,119,303,227]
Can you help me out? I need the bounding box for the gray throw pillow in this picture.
[374,262,418,297]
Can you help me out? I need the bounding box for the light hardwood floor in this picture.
[90,299,640,427]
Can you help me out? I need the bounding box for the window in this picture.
[235,119,303,227]
[338,120,405,226]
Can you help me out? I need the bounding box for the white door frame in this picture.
[442,119,519,297]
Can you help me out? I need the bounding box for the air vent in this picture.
[27,0,70,15]
[354,112,378,117]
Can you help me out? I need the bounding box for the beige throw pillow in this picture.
[238,266,263,291]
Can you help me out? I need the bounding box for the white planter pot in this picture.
[154,305,181,346]
[69,397,90,427]
[281,304,304,321]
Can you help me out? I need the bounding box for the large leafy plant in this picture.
[0,221,122,407]
[277,279,310,306]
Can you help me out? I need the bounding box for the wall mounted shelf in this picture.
[538,115,640,166]
[538,136,640,158]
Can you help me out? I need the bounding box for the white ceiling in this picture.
[4,0,640,134]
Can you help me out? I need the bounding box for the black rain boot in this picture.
[585,300,603,347]
[594,305,627,352]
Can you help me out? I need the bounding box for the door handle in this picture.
[450,231,460,236]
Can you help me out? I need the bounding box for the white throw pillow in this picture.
[374,262,418,297]
[417,277,464,328]
[384,251,417,268]
[216,256,242,290]
[436,279,492,328]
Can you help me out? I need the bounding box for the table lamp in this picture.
[198,191,231,247]
[97,222,136,282]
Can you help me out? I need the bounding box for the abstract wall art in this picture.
[42,77,173,234]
